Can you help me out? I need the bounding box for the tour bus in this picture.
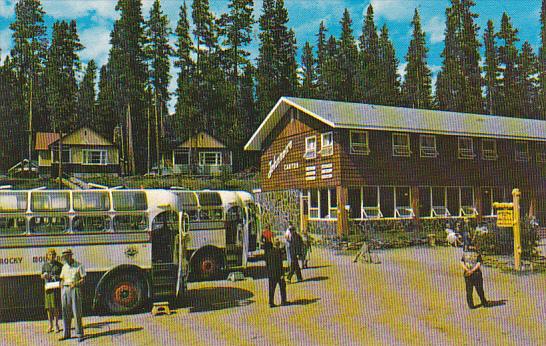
[0,187,189,316]
[171,189,262,279]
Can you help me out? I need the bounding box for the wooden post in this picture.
[337,185,349,237]
[475,186,483,223]
[411,186,420,221]
[512,188,522,271]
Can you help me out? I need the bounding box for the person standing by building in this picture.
[461,246,489,309]
[286,227,303,283]
[266,238,288,307]
[59,249,86,342]
[41,249,62,333]
[300,228,312,269]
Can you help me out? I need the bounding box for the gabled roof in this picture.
[244,97,546,151]
[35,132,60,150]
[177,132,226,149]
[51,127,113,147]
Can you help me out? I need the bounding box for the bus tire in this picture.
[104,274,146,314]
[194,253,222,280]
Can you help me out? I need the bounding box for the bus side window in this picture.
[72,216,111,233]
[113,214,148,232]
[0,217,27,236]
[29,216,69,234]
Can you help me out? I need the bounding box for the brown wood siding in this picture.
[260,108,340,191]
[339,129,546,193]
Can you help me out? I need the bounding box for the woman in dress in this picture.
[41,249,62,333]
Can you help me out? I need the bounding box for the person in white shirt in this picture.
[59,249,86,342]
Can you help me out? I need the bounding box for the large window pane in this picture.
[31,192,70,212]
[447,187,459,216]
[112,191,147,211]
[363,187,378,207]
[0,192,27,212]
[197,192,222,207]
[380,187,394,218]
[113,214,148,232]
[320,189,329,218]
[396,187,410,207]
[418,187,431,217]
[0,217,26,236]
[348,188,361,219]
[73,191,110,211]
[72,216,111,233]
[30,216,69,234]
[482,187,493,216]
[431,187,445,207]
[460,187,473,206]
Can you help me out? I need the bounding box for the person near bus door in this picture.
[59,249,86,342]
[266,238,288,307]
[41,248,62,333]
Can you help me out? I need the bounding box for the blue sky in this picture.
[0,0,544,110]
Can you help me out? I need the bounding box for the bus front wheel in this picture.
[104,274,146,314]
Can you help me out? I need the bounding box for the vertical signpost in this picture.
[493,188,521,271]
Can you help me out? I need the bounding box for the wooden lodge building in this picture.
[245,97,546,235]
[35,127,120,177]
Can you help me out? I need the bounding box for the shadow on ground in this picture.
[184,287,255,313]
[286,298,321,306]
[81,327,143,341]
[243,265,330,280]
[484,300,508,308]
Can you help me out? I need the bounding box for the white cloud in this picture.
[398,61,408,81]
[424,16,444,44]
[0,0,15,18]
[79,25,111,67]
[0,27,12,62]
[42,0,117,20]
[367,0,419,21]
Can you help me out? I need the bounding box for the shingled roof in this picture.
[177,132,226,149]
[35,132,60,150]
[244,97,546,151]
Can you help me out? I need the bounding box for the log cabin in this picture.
[245,97,546,236]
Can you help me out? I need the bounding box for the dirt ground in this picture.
[1,246,545,346]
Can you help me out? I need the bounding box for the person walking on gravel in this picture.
[461,246,489,309]
[286,228,303,283]
[266,239,288,307]
[59,249,86,342]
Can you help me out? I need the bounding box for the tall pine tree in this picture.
[359,5,381,103]
[403,9,433,109]
[10,0,48,160]
[299,41,317,98]
[377,24,400,106]
[460,0,483,113]
[316,21,328,97]
[145,0,172,168]
[539,0,546,119]
[483,20,500,115]
[77,60,98,130]
[337,9,359,102]
[516,42,539,118]
[497,12,520,117]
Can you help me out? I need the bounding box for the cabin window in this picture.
[515,142,529,161]
[536,143,546,163]
[73,191,110,211]
[481,139,498,160]
[392,133,411,157]
[431,187,450,217]
[418,187,431,218]
[113,214,148,232]
[31,192,70,212]
[394,187,413,218]
[350,131,370,155]
[308,189,319,219]
[112,191,147,211]
[446,187,459,217]
[379,187,395,218]
[419,135,438,158]
[348,188,362,219]
[458,137,475,159]
[0,192,27,212]
[30,216,69,234]
[83,150,108,165]
[173,149,190,165]
[304,136,317,159]
[320,132,334,156]
[199,152,222,166]
[460,187,477,216]
[72,216,111,233]
[481,187,493,216]
[0,217,26,236]
[51,146,71,163]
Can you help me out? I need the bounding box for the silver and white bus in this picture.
[171,190,262,279]
[0,188,188,316]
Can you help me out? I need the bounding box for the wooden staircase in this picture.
[151,263,178,300]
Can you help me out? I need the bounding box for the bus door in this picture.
[226,206,244,266]
[151,211,178,263]
[246,203,260,252]
[176,212,189,298]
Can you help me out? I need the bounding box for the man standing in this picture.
[59,249,86,342]
[266,239,288,307]
[461,246,489,309]
[286,227,303,283]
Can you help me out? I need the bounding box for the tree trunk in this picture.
[154,90,160,175]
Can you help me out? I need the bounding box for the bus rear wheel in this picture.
[194,254,222,280]
[104,274,146,314]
